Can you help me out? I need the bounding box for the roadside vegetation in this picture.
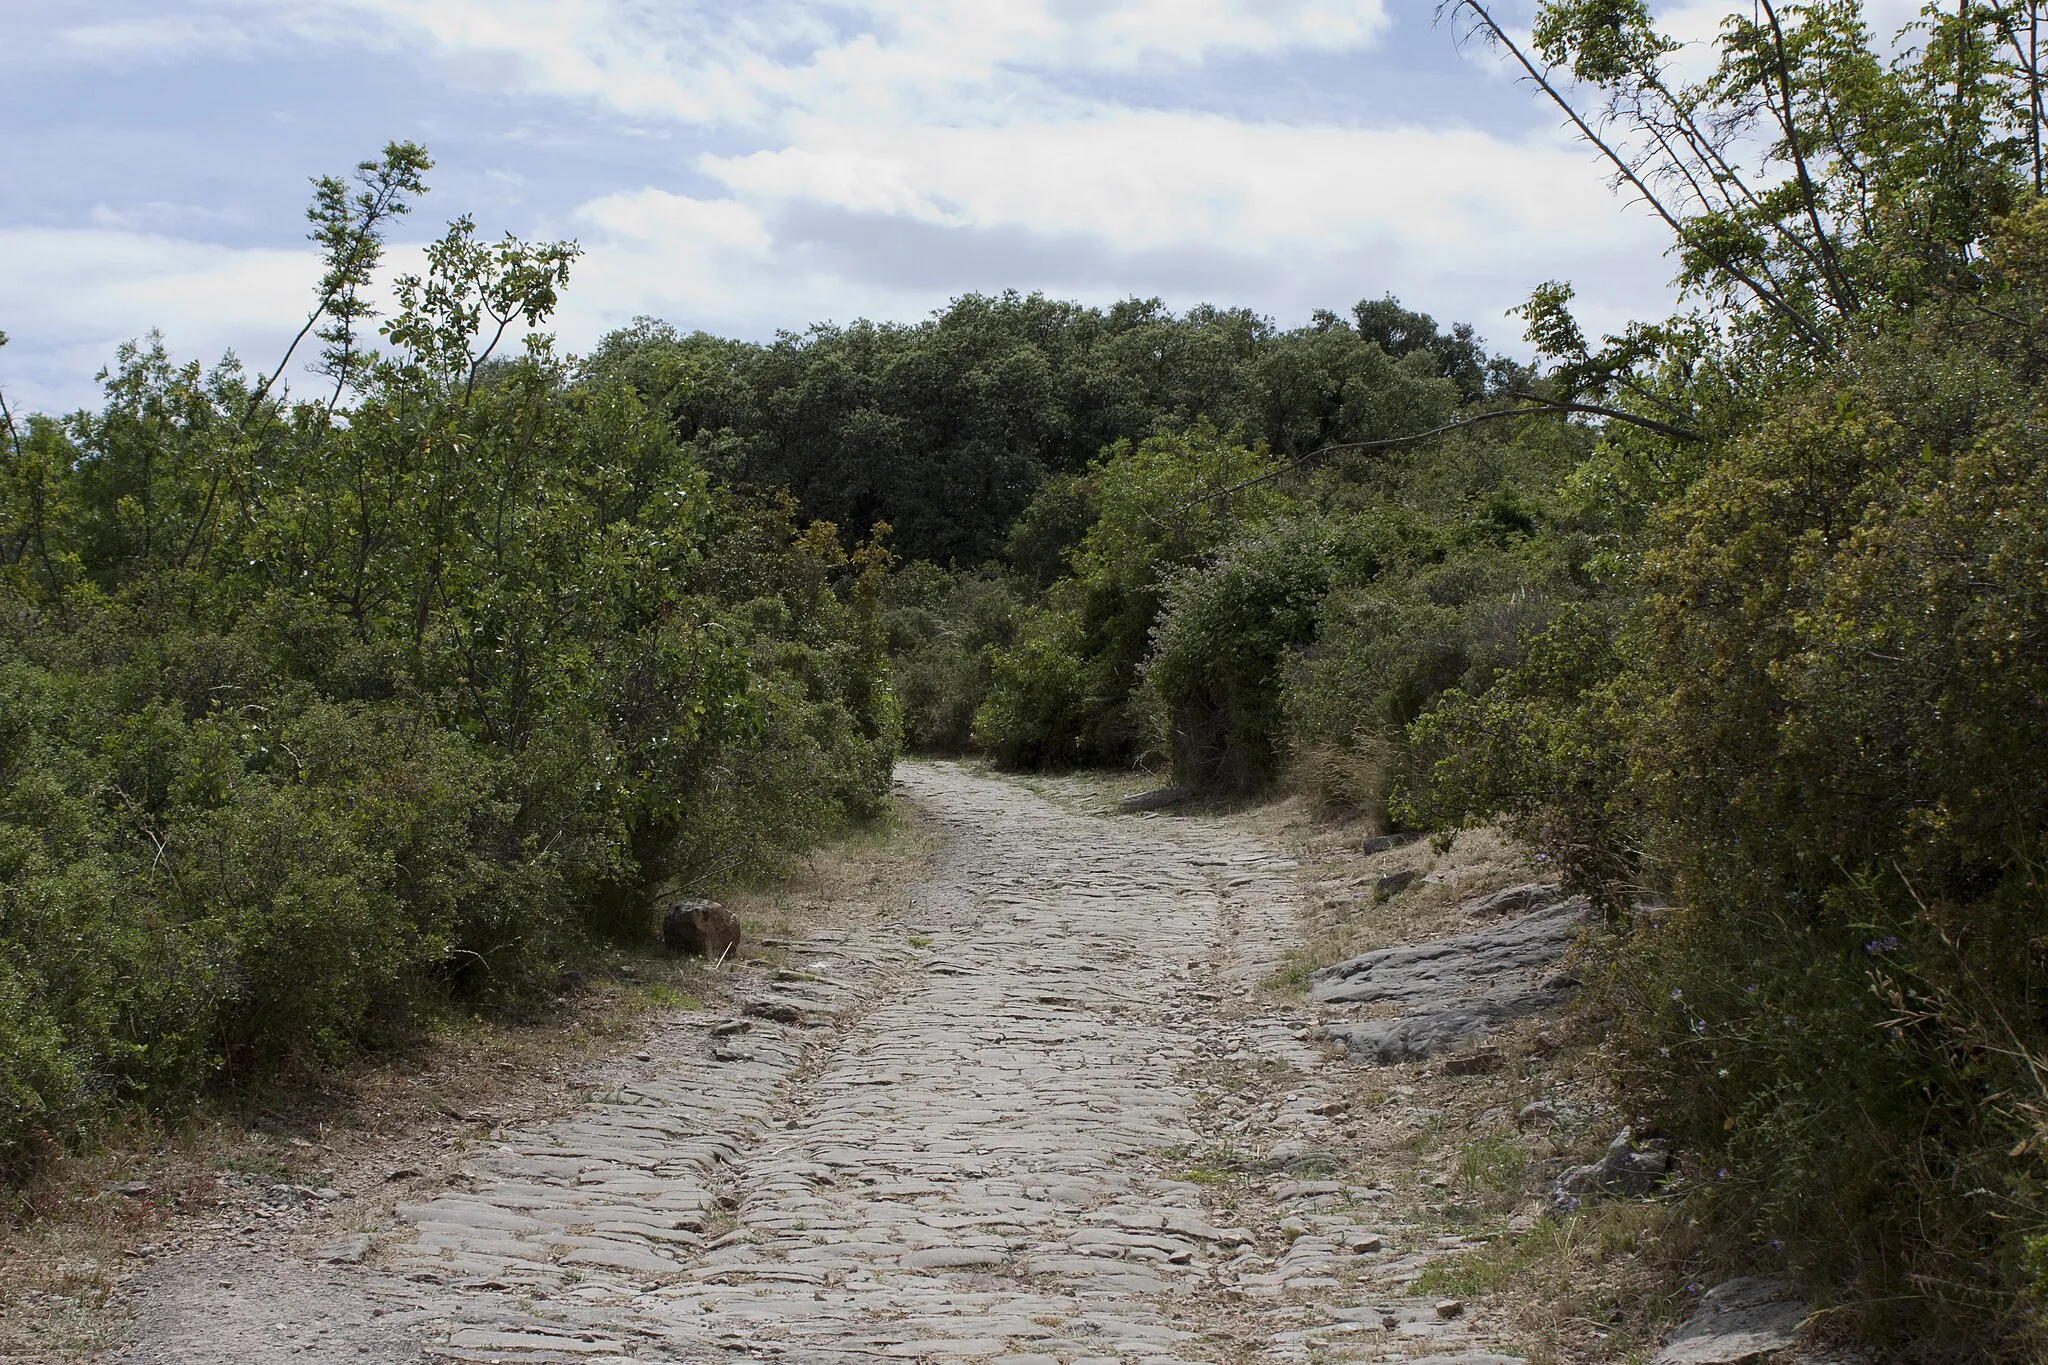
[0,147,897,1180]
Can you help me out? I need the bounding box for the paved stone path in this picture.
[112,762,1522,1364]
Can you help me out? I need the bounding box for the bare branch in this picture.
[1188,397,1706,509]
[1757,0,1863,316]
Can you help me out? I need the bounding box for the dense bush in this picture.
[880,563,1021,753]
[1392,0,2048,1342]
[972,421,1288,769]
[0,149,896,1172]
[589,295,1505,566]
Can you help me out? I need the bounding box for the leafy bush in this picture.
[1406,202,2048,1351]
[0,150,897,1169]
[882,564,1022,753]
[1144,525,1328,793]
[973,421,1287,769]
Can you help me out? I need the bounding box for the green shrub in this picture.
[0,150,900,1170]
[975,421,1287,771]
[1405,206,2048,1349]
[1145,525,1328,792]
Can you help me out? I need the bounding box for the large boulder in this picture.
[661,897,743,959]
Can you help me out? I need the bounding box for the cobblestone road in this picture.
[114,762,1520,1365]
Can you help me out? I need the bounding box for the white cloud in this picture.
[1,0,1688,414]
[546,112,1670,358]
[0,229,320,413]
[703,113,1635,254]
[291,0,1392,128]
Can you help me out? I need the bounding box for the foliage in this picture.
[588,293,1493,566]
[0,149,896,1173]
[1401,3,2048,1350]
[972,422,1289,769]
[880,563,1022,753]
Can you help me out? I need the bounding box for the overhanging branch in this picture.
[1188,398,1705,508]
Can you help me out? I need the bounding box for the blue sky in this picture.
[0,0,1726,416]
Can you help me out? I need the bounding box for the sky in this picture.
[0,0,1770,416]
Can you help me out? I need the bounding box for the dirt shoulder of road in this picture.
[0,799,939,1365]
[1229,790,1730,1365]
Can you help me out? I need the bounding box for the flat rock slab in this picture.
[1311,891,1589,1063]
[1655,1276,1809,1364]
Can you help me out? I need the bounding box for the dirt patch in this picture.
[0,801,937,1364]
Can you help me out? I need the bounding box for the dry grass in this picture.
[0,799,938,1362]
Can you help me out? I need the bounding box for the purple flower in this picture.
[1863,936,1900,955]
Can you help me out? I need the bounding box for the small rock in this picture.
[1274,1180,1344,1202]
[1459,882,1562,918]
[384,1168,422,1182]
[709,1018,752,1036]
[114,1180,152,1198]
[1119,786,1190,813]
[899,1246,1007,1270]
[315,1234,374,1265]
[1435,1298,1465,1319]
[742,998,809,1026]
[1374,870,1418,900]
[660,896,743,959]
[1343,1231,1383,1253]
[633,1051,653,1062]
[1516,1101,1560,1129]
[1441,1048,1502,1076]
[1362,832,1420,854]
[1552,1126,1673,1209]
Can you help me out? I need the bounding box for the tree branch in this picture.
[1757,0,1862,316]
[1450,0,1832,351]
[1188,398,1706,508]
